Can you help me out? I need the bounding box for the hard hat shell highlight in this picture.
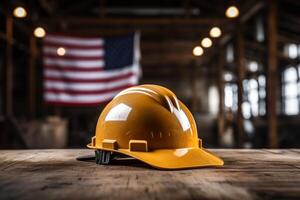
[87,84,224,169]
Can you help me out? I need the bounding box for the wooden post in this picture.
[217,46,225,146]
[4,12,13,117]
[266,0,278,148]
[28,36,37,118]
[236,25,246,147]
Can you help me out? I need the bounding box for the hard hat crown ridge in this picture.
[88,84,224,169]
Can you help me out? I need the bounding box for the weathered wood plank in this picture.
[0,149,299,200]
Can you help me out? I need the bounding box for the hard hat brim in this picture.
[88,144,223,169]
[118,148,224,169]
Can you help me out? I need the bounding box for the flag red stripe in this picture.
[45,83,134,95]
[47,33,102,39]
[44,42,103,50]
[44,54,104,60]
[44,63,104,68]
[45,65,104,72]
[45,72,134,83]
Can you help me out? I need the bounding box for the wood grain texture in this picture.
[0,149,299,200]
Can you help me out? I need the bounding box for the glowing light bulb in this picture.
[224,72,233,82]
[210,27,222,38]
[34,27,46,38]
[201,37,212,48]
[57,47,66,56]
[226,6,239,18]
[13,7,27,18]
[193,46,204,56]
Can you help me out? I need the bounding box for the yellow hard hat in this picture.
[87,84,224,169]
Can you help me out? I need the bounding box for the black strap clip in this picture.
[95,150,114,165]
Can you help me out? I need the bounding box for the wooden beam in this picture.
[266,0,278,148]
[235,25,246,148]
[141,40,196,53]
[141,53,195,65]
[240,1,265,23]
[142,60,193,68]
[4,12,13,116]
[142,64,218,78]
[284,0,300,7]
[245,40,298,65]
[54,28,208,41]
[219,1,265,46]
[184,0,191,18]
[279,11,300,32]
[38,0,55,15]
[48,17,229,26]
[195,15,250,65]
[98,0,106,18]
[28,36,37,118]
[142,49,194,57]
[278,31,300,44]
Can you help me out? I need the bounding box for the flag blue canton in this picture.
[104,34,134,70]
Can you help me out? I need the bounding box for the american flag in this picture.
[42,33,141,105]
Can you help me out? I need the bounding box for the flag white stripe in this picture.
[44,58,104,68]
[45,35,104,46]
[45,91,119,103]
[45,76,138,91]
[43,47,104,57]
[44,65,137,79]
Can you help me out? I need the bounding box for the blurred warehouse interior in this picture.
[1,0,300,149]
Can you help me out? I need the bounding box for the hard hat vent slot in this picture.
[92,136,96,147]
[102,139,118,150]
[129,140,148,152]
[198,138,202,148]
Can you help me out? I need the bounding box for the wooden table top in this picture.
[0,149,299,200]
